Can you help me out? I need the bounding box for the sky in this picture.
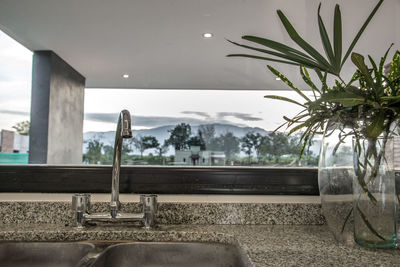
[84,89,305,132]
[0,30,32,131]
[0,30,306,133]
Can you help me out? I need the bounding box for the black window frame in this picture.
[0,165,318,195]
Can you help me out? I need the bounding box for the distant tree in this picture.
[249,133,264,162]
[83,139,103,164]
[155,141,169,158]
[240,132,265,163]
[101,142,131,164]
[12,120,30,135]
[287,134,302,155]
[133,135,159,157]
[187,130,206,150]
[213,132,239,160]
[166,123,191,150]
[123,142,132,154]
[102,145,114,164]
[260,132,290,163]
[298,140,317,166]
[240,133,254,163]
[199,125,215,149]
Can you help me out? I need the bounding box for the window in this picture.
[1,0,397,195]
[0,31,31,163]
[83,88,320,168]
[0,30,318,195]
[0,29,320,169]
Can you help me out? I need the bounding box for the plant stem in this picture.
[341,207,353,234]
[338,76,346,86]
[353,132,391,241]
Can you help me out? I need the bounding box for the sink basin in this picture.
[0,242,95,267]
[0,241,252,267]
[89,242,252,267]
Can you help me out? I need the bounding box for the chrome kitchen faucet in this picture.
[72,110,157,229]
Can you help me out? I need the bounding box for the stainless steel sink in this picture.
[0,242,95,267]
[89,242,252,267]
[0,241,252,267]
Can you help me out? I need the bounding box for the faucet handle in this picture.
[140,195,158,228]
[72,193,91,213]
[72,193,91,228]
[141,194,157,212]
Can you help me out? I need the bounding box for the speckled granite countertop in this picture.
[0,201,325,225]
[0,197,399,266]
[1,223,399,267]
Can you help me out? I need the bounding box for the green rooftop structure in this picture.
[0,153,29,164]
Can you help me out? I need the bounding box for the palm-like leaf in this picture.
[318,3,336,69]
[228,0,384,78]
[276,9,333,71]
[226,53,300,66]
[341,0,384,67]
[333,4,342,70]
[227,39,322,69]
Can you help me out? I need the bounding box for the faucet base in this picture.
[83,212,145,223]
[72,194,158,229]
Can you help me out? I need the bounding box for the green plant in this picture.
[228,0,400,245]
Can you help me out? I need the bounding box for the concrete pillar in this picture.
[0,130,15,153]
[29,51,85,164]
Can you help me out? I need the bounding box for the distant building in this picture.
[0,130,29,153]
[0,130,29,164]
[174,146,226,166]
[0,130,14,153]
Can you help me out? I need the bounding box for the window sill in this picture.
[0,193,321,203]
[0,165,318,195]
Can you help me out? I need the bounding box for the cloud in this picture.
[84,113,236,128]
[216,112,263,121]
[0,110,263,129]
[0,110,29,116]
[134,115,210,127]
[0,110,260,129]
[85,110,264,128]
[181,110,263,122]
[181,111,210,118]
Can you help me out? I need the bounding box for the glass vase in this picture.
[318,125,354,245]
[353,136,397,248]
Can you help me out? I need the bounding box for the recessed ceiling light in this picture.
[275,77,281,81]
[203,33,213,38]
[122,74,129,79]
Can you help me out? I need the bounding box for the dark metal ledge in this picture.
[0,165,318,195]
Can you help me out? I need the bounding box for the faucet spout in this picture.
[111,109,132,218]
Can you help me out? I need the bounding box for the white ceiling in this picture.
[0,0,399,90]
